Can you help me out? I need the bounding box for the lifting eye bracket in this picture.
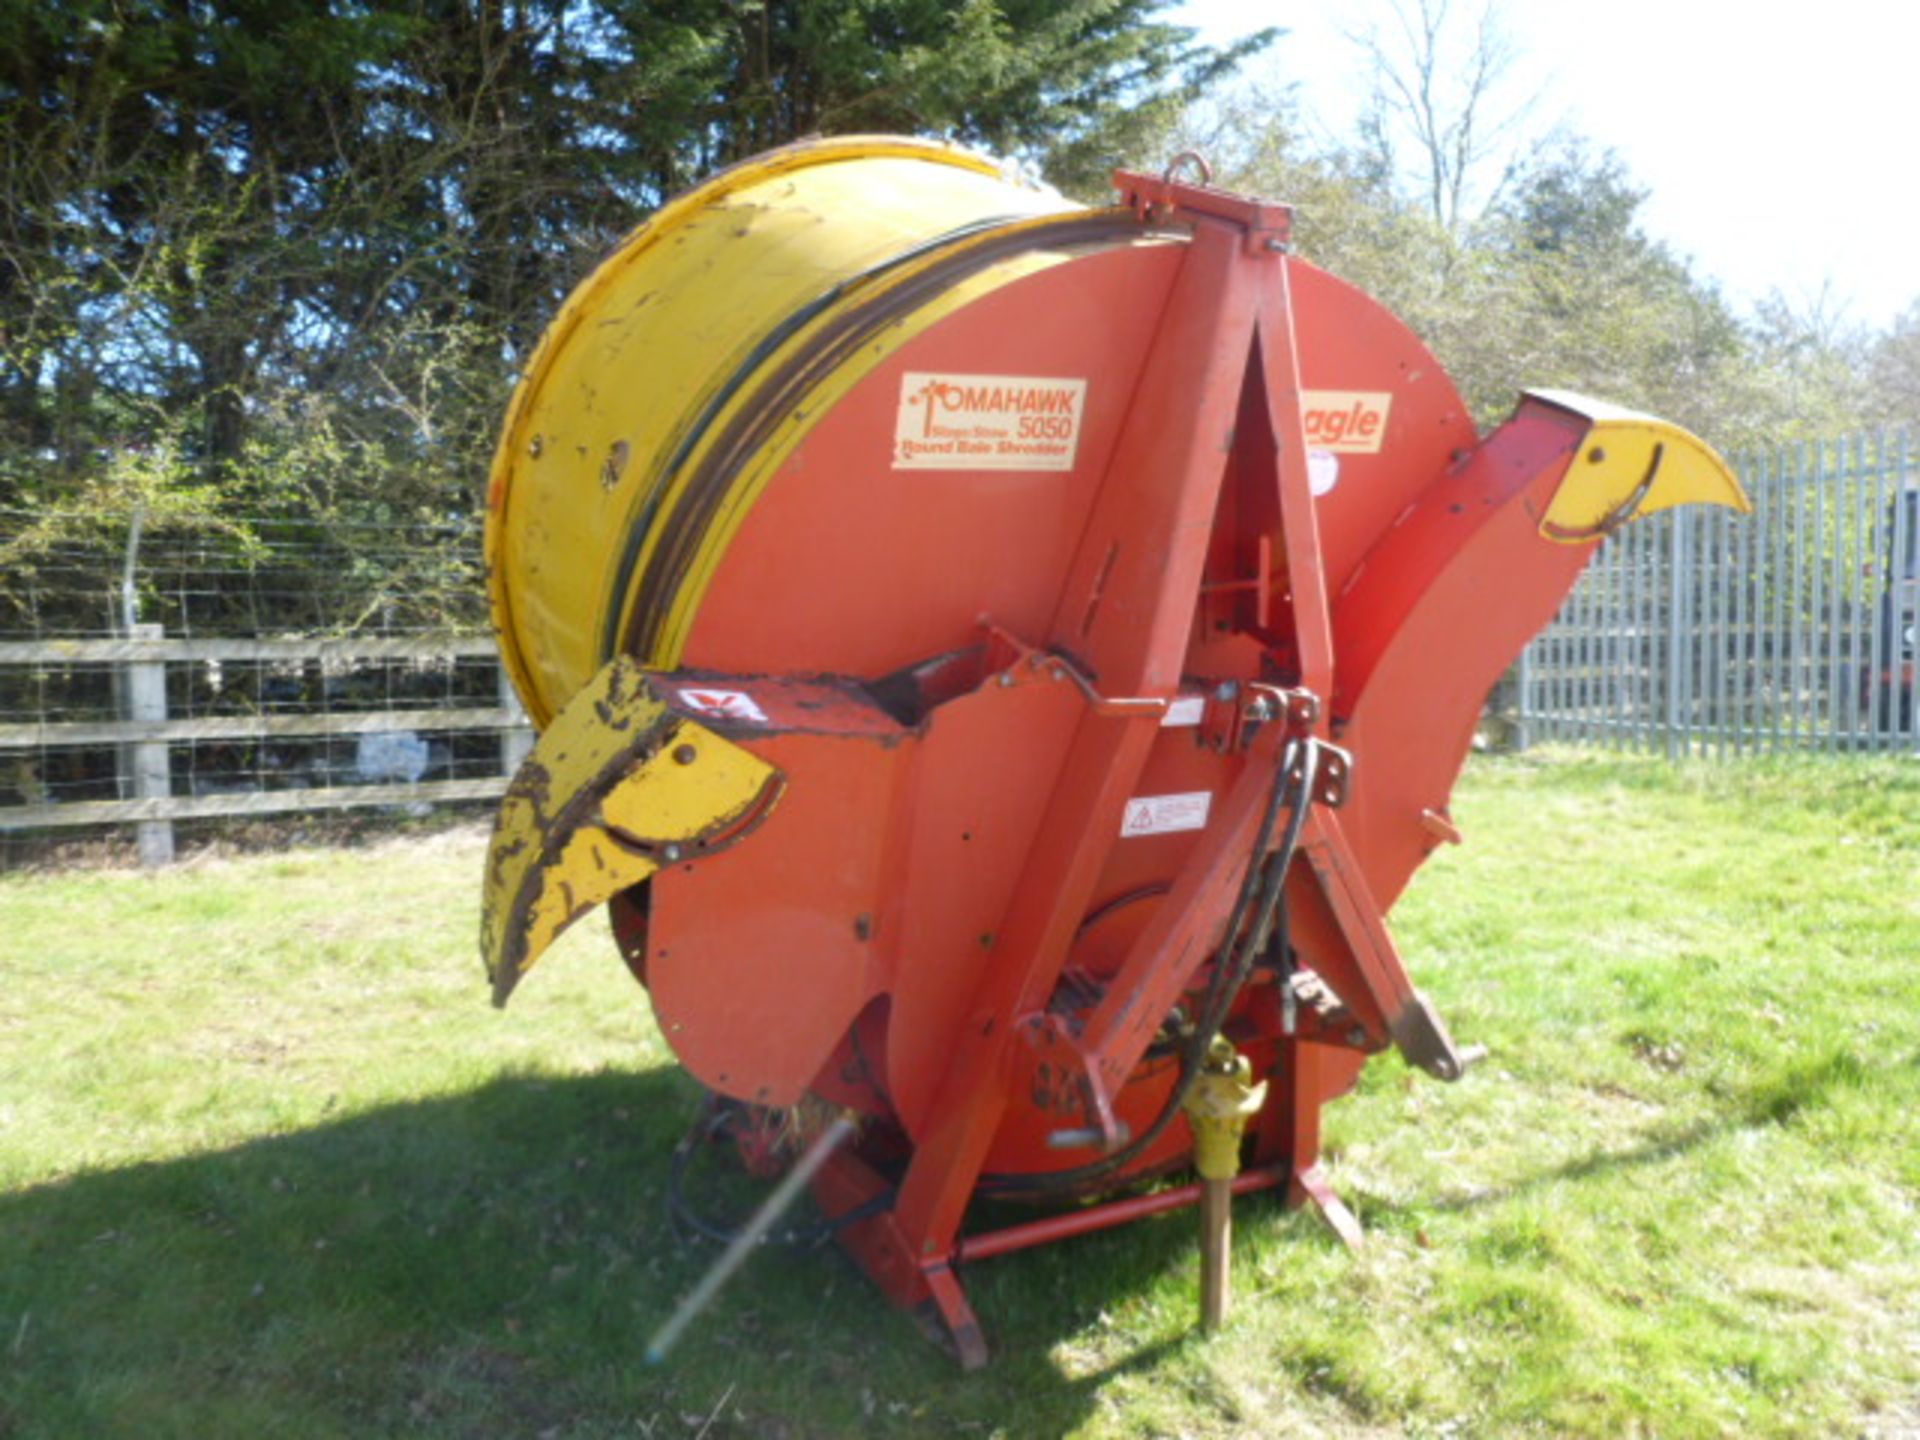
[1161,150,1213,187]
[1112,167,1293,254]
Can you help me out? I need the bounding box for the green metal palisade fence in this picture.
[1519,431,1918,755]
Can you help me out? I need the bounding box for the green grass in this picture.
[2,753,1917,1438]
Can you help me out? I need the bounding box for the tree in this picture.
[1485,141,1758,445]
[1730,289,1872,445]
[1348,0,1539,235]
[1191,94,1793,455]
[0,0,1273,631]
[595,1,1270,199]
[1866,301,1920,429]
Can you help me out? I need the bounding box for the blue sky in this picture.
[1175,0,1920,332]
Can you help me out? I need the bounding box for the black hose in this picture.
[976,738,1321,1197]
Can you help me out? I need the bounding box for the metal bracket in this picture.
[1304,740,1351,808]
[1388,990,1474,1082]
[1236,690,1350,808]
[976,617,1169,720]
[1019,1012,1129,1153]
[1112,167,1294,254]
[1198,533,1274,627]
[1246,683,1320,731]
[1031,652,1168,719]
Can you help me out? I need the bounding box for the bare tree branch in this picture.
[1345,0,1543,234]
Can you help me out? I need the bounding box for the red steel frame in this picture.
[486,143,1742,1372]
[809,173,1444,1367]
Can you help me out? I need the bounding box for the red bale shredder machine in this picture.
[478,138,1748,1365]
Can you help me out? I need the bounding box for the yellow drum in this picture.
[484,135,1082,725]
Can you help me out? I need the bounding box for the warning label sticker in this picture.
[677,687,768,724]
[1301,390,1393,454]
[893,372,1087,471]
[1120,791,1212,838]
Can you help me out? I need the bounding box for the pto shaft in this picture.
[1183,1037,1267,1332]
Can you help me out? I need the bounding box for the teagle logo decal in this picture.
[893,372,1087,471]
[1301,391,1392,454]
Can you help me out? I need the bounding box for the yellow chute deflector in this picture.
[482,656,780,1005]
[1528,389,1750,542]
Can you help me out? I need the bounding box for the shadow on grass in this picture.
[1363,1047,1885,1227]
[0,1069,1194,1439]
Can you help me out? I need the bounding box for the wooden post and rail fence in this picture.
[0,627,533,866]
[2,431,1912,867]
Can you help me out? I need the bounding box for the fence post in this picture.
[498,661,534,777]
[1905,431,1919,756]
[125,622,174,866]
[1515,644,1533,752]
[1665,511,1690,759]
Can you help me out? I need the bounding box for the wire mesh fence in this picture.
[0,506,488,640]
[0,508,526,866]
[1520,431,1919,755]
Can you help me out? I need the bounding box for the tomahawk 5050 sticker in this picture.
[894,373,1087,471]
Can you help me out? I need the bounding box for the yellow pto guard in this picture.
[481,656,781,1005]
[1529,389,1750,542]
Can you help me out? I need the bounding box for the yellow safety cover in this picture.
[485,136,1074,725]
[481,656,780,1004]
[1529,389,1751,542]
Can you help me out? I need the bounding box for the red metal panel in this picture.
[1285,263,1478,599]
[646,723,902,1107]
[680,243,1184,680]
[880,675,1086,1135]
[1333,400,1598,909]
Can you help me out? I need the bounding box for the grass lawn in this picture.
[2,751,1917,1438]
